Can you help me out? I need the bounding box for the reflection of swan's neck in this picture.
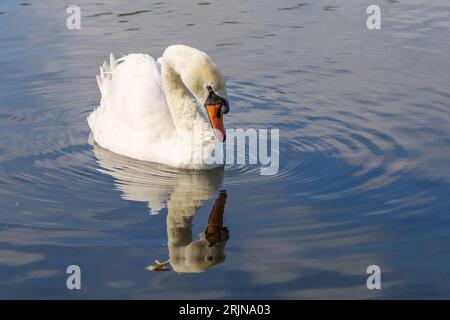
[166,191,228,273]
[161,59,208,138]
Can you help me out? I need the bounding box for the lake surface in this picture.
[0,0,449,299]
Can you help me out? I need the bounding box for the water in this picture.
[0,0,449,299]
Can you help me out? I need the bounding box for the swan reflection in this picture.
[92,143,230,273]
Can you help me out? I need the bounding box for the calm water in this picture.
[0,0,450,299]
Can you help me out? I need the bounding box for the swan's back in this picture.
[88,53,175,162]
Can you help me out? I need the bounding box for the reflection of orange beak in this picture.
[206,104,226,142]
[205,192,229,244]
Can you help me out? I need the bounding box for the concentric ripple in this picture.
[222,79,413,206]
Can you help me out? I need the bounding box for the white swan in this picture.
[87,45,230,170]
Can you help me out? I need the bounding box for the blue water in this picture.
[0,0,450,299]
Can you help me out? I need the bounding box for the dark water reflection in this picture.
[0,0,450,298]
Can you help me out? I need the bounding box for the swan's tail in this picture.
[89,53,120,132]
[96,53,119,97]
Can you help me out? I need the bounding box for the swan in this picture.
[87,45,230,170]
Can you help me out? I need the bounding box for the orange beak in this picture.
[206,104,226,142]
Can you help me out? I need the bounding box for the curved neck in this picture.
[161,60,208,137]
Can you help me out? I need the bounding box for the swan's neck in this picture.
[161,62,209,139]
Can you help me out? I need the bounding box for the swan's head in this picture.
[184,55,229,142]
[165,45,230,142]
[203,85,229,142]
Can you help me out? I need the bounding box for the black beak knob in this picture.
[221,101,230,114]
[206,86,230,114]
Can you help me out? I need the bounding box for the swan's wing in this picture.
[89,53,174,136]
